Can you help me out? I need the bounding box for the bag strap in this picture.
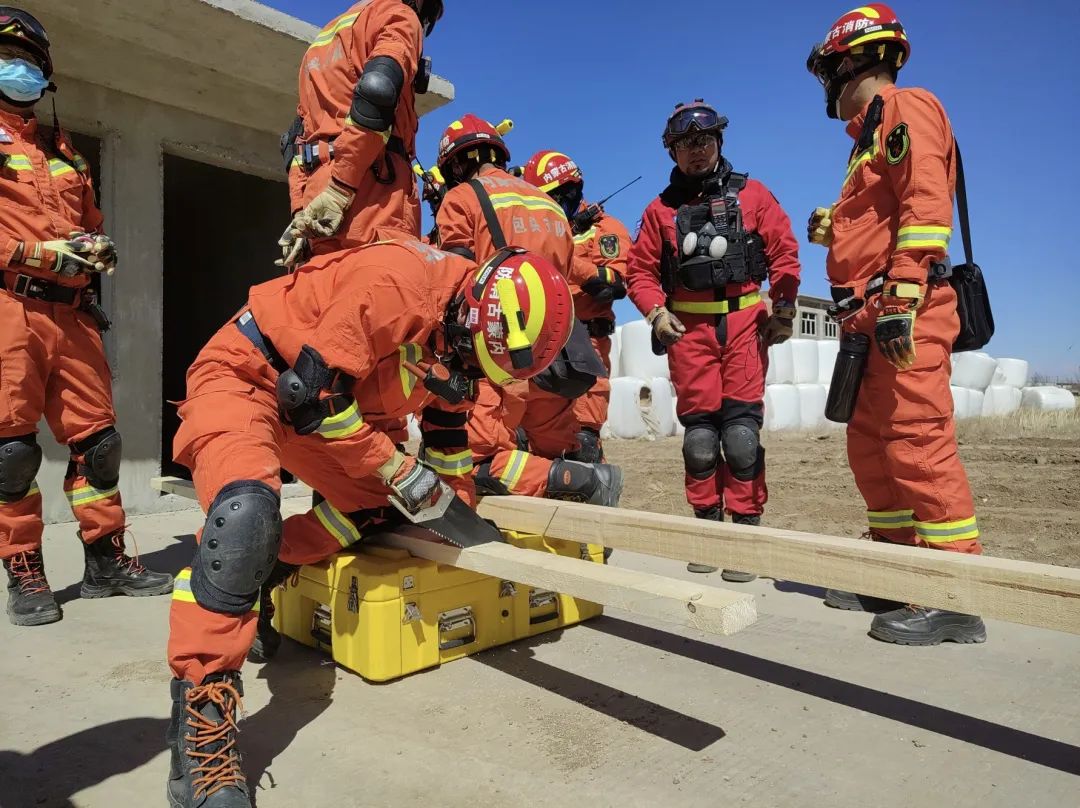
[953,140,974,265]
[468,178,508,249]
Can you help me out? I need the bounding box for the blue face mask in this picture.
[0,58,48,103]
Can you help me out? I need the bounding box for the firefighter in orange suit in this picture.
[806,3,985,645]
[276,0,444,266]
[165,238,573,807]
[433,114,604,460]
[522,150,633,462]
[0,8,171,628]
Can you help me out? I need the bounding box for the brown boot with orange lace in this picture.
[167,672,252,808]
[79,529,173,598]
[3,549,62,626]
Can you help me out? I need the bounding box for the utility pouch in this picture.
[825,332,870,424]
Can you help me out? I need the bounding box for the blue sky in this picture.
[266,0,1080,377]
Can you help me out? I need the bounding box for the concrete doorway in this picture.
[161,154,288,478]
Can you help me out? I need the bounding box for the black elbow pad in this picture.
[350,55,405,132]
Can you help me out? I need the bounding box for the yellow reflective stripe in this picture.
[316,402,364,440]
[896,225,952,251]
[473,334,512,385]
[48,158,75,177]
[4,153,32,171]
[573,227,596,245]
[914,517,980,543]
[398,343,423,398]
[313,500,363,548]
[171,568,259,611]
[65,484,119,507]
[423,449,473,477]
[670,292,761,315]
[867,509,915,528]
[487,192,566,219]
[310,11,359,47]
[843,131,880,186]
[516,261,547,345]
[498,450,528,490]
[26,482,40,498]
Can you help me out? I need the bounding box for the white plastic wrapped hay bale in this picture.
[796,384,828,430]
[607,377,649,438]
[1021,386,1077,412]
[991,358,1029,389]
[608,325,622,379]
[951,351,997,391]
[966,390,984,419]
[951,386,971,419]
[981,385,1022,416]
[816,339,840,385]
[767,340,795,385]
[790,339,819,385]
[641,377,675,438]
[764,384,801,431]
[618,319,670,381]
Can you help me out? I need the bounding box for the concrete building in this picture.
[794,294,839,341]
[28,0,452,524]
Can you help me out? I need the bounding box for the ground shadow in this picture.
[590,616,1080,776]
[0,716,168,808]
[768,578,828,599]
[476,629,725,751]
[53,534,197,605]
[241,644,337,806]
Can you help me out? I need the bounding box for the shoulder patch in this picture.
[885,123,911,165]
[599,234,620,259]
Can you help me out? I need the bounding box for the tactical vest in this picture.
[673,172,769,292]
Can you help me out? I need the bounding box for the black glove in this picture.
[580,267,627,303]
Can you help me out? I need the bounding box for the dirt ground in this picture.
[606,408,1080,568]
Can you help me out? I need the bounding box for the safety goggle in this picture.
[0,9,48,44]
[666,105,725,139]
[673,132,717,153]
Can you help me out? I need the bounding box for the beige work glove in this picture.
[762,303,796,346]
[14,236,114,278]
[807,206,834,247]
[377,450,440,514]
[293,180,355,238]
[646,305,686,346]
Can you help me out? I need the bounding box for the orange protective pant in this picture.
[475,449,552,497]
[0,293,123,558]
[572,334,611,433]
[520,382,581,459]
[167,383,400,684]
[845,283,981,554]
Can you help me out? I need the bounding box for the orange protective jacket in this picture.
[572,207,631,322]
[827,85,955,298]
[0,110,102,289]
[288,0,423,236]
[435,165,592,289]
[176,239,477,498]
[467,379,528,461]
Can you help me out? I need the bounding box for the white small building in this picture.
[30,0,452,523]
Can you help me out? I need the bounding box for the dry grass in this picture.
[956,406,1080,441]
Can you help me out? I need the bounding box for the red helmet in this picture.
[436,114,510,172]
[464,248,573,384]
[404,0,443,36]
[522,150,583,194]
[0,7,52,78]
[663,100,727,149]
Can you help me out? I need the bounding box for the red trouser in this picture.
[572,334,611,432]
[845,283,981,554]
[0,291,123,557]
[167,381,402,684]
[668,300,768,516]
[519,382,580,459]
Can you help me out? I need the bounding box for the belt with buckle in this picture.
[1,271,80,305]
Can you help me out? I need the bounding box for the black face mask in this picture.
[551,183,584,220]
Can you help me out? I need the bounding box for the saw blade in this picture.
[388,481,505,548]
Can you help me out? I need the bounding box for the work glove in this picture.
[807,206,834,247]
[874,283,924,370]
[14,237,112,278]
[580,266,627,303]
[762,303,796,346]
[646,305,686,346]
[378,451,440,515]
[275,223,310,270]
[291,179,355,239]
[69,231,118,273]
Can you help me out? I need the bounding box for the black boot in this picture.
[167,673,252,807]
[721,514,760,583]
[248,561,298,663]
[687,507,721,573]
[3,550,61,626]
[567,428,604,463]
[823,589,905,612]
[546,459,624,508]
[80,530,173,598]
[870,605,987,646]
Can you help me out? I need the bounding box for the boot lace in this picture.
[108,529,146,574]
[8,551,50,595]
[183,681,246,799]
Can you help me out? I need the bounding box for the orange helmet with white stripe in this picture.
[522,150,585,219]
[461,248,573,384]
[807,4,910,119]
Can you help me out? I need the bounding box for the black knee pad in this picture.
[71,427,122,489]
[721,423,762,481]
[474,460,510,497]
[0,435,42,502]
[682,424,721,480]
[191,480,282,615]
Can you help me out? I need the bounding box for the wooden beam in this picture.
[150,476,757,637]
[477,496,1080,636]
[375,531,757,637]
